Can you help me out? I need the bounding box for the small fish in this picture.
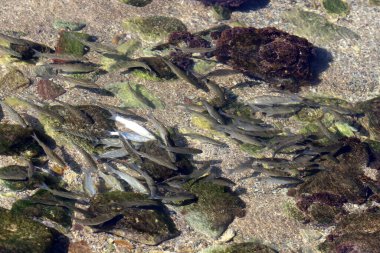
[83,170,97,197]
[0,100,28,128]
[31,133,67,169]
[109,60,152,72]
[201,100,225,124]
[98,170,124,191]
[204,79,226,106]
[251,95,303,107]
[176,103,205,112]
[51,75,100,89]
[109,112,155,140]
[99,148,128,159]
[75,213,122,226]
[214,125,262,146]
[108,131,151,143]
[0,33,30,45]
[105,163,149,194]
[182,133,227,147]
[250,105,302,117]
[0,166,28,180]
[33,49,86,62]
[18,98,65,123]
[0,45,23,58]
[94,102,146,121]
[137,151,178,171]
[259,176,304,186]
[70,141,98,172]
[127,162,157,197]
[40,182,89,202]
[69,34,118,54]
[97,137,123,148]
[118,133,142,162]
[159,145,203,155]
[160,57,208,91]
[45,63,98,73]
[28,198,88,214]
[316,119,339,143]
[270,135,306,157]
[53,128,99,144]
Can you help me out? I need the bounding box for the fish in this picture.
[109,60,152,72]
[214,125,263,146]
[250,105,302,117]
[125,83,154,108]
[259,176,304,186]
[40,182,89,202]
[54,99,93,124]
[45,63,98,73]
[98,170,124,191]
[99,148,128,159]
[204,79,226,106]
[127,162,157,198]
[109,112,155,140]
[201,100,225,124]
[70,141,98,172]
[0,100,28,128]
[28,198,89,214]
[315,119,339,143]
[176,103,205,112]
[69,34,118,54]
[118,133,143,162]
[96,137,123,148]
[18,97,65,123]
[159,145,203,155]
[108,131,152,142]
[160,57,208,91]
[0,33,30,45]
[83,170,97,197]
[75,213,122,226]
[188,109,220,126]
[51,75,100,89]
[31,133,67,169]
[53,128,99,144]
[182,133,227,147]
[232,118,275,132]
[94,102,146,121]
[250,95,304,107]
[0,45,23,58]
[33,49,86,62]
[270,135,306,157]
[105,163,149,194]
[137,151,178,171]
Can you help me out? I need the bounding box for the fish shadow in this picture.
[61,148,82,174]
[310,47,333,85]
[237,0,270,12]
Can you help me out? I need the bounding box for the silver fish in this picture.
[137,151,178,171]
[70,141,98,172]
[32,133,67,168]
[98,170,124,191]
[52,75,100,89]
[159,145,203,155]
[182,133,227,147]
[40,183,88,202]
[83,170,97,197]
[109,60,152,72]
[259,176,304,186]
[99,148,128,159]
[33,49,86,62]
[45,63,98,73]
[0,100,28,128]
[202,100,225,124]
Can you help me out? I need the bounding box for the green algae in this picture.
[240,143,263,156]
[56,31,91,56]
[117,39,141,55]
[0,68,30,96]
[334,122,357,137]
[182,181,245,239]
[130,69,162,81]
[322,0,350,16]
[283,9,359,44]
[308,203,341,224]
[11,190,72,228]
[106,82,165,109]
[53,20,86,31]
[123,16,187,43]
[0,207,55,253]
[193,59,217,76]
[120,0,152,7]
[200,242,277,253]
[283,201,305,222]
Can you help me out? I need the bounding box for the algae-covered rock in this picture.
[120,0,152,7]
[283,9,359,44]
[0,207,55,253]
[88,191,179,245]
[11,189,72,228]
[322,0,350,16]
[0,68,30,96]
[123,16,187,43]
[55,31,91,56]
[106,82,165,109]
[200,242,277,253]
[0,124,34,155]
[370,0,380,6]
[182,181,245,239]
[53,20,86,31]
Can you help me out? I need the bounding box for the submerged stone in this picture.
[200,242,277,253]
[106,82,165,109]
[36,79,66,100]
[322,0,350,16]
[182,181,245,239]
[123,16,187,43]
[0,68,30,97]
[55,31,91,56]
[53,20,86,31]
[88,191,178,245]
[0,207,55,253]
[283,9,359,45]
[370,0,380,6]
[214,27,315,91]
[0,124,34,155]
[120,0,152,7]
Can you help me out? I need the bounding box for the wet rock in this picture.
[181,181,245,239]
[319,211,380,252]
[11,189,72,228]
[168,31,211,49]
[123,16,187,43]
[0,165,28,181]
[88,191,179,245]
[0,68,30,97]
[36,79,66,100]
[0,124,34,155]
[212,5,232,20]
[214,27,315,91]
[120,0,152,7]
[53,20,86,31]
[137,57,176,80]
[322,0,350,16]
[0,207,55,253]
[200,242,277,253]
[106,82,165,109]
[282,9,359,45]
[68,241,93,253]
[357,97,380,141]
[56,31,91,56]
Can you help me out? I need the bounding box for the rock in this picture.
[282,9,359,45]
[55,31,91,56]
[0,68,30,97]
[213,27,315,91]
[181,181,245,239]
[322,0,350,16]
[120,0,152,7]
[0,124,35,155]
[370,0,380,6]
[11,190,73,228]
[123,16,187,43]
[212,5,232,20]
[88,191,179,245]
[199,242,276,253]
[0,207,55,253]
[36,79,66,100]
[68,241,93,253]
[106,82,165,109]
[53,20,86,31]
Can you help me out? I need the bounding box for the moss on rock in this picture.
[120,0,152,7]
